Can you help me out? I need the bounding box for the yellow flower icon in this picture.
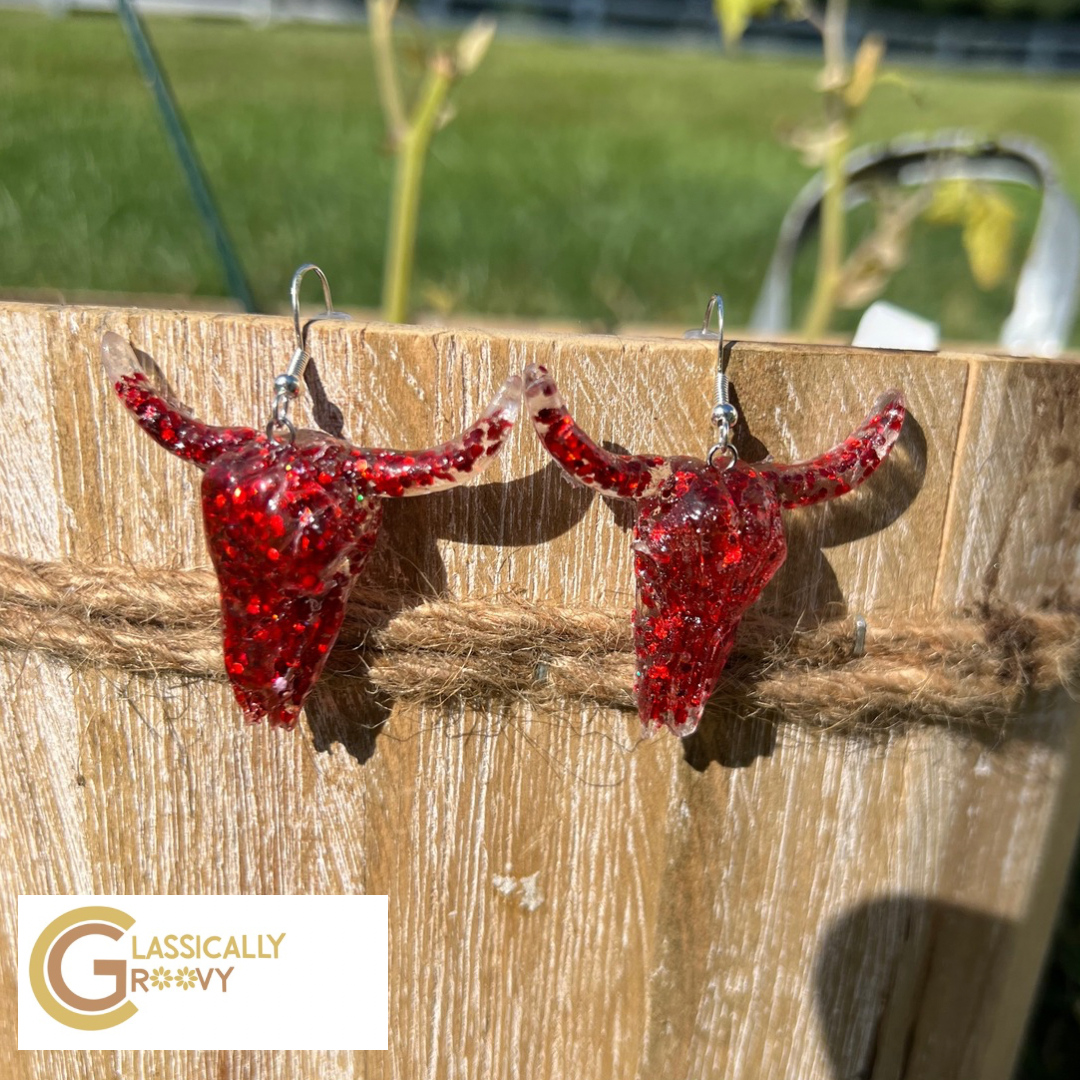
[175,966,197,990]
[149,967,173,989]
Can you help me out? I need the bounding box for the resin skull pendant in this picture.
[524,363,905,737]
[103,332,521,728]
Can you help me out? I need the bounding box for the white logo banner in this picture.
[19,895,388,1050]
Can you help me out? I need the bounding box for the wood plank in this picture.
[0,303,1076,1080]
[934,353,1080,608]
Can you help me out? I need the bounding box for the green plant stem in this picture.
[116,0,256,312]
[382,64,452,324]
[802,0,849,341]
[802,126,849,339]
[368,0,406,145]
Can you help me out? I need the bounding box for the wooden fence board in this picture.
[0,303,1077,1079]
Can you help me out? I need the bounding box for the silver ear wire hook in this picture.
[267,263,351,440]
[685,293,738,470]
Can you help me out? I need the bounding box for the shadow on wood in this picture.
[816,895,1012,1080]
[681,708,778,771]
[370,462,596,596]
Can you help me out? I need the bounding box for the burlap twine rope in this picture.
[1,552,1079,730]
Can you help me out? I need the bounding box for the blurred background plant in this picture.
[716,0,1017,338]
[0,1,1075,340]
[367,0,494,322]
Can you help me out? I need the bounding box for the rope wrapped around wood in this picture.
[1,553,1078,730]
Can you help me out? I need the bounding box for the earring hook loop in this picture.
[687,293,738,470]
[701,292,727,381]
[267,263,350,441]
[291,262,336,351]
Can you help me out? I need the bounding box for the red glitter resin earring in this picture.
[104,264,521,728]
[526,295,906,738]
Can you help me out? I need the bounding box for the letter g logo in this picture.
[29,907,137,1030]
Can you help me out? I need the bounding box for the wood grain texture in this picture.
[0,303,1078,1079]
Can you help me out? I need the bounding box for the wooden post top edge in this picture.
[4,299,1078,372]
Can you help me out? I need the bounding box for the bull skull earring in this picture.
[525,295,906,737]
[104,264,522,728]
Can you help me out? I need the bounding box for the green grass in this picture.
[1,8,1079,339]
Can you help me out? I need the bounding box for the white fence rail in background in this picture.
[10,0,1080,71]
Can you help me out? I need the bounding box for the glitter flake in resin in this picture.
[525,363,905,737]
[103,332,521,728]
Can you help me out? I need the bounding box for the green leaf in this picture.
[714,0,784,47]
[875,72,922,106]
[924,179,971,227]
[925,180,1016,291]
[782,122,842,168]
[836,188,927,310]
[844,34,885,110]
[963,187,1016,290]
[455,16,496,77]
